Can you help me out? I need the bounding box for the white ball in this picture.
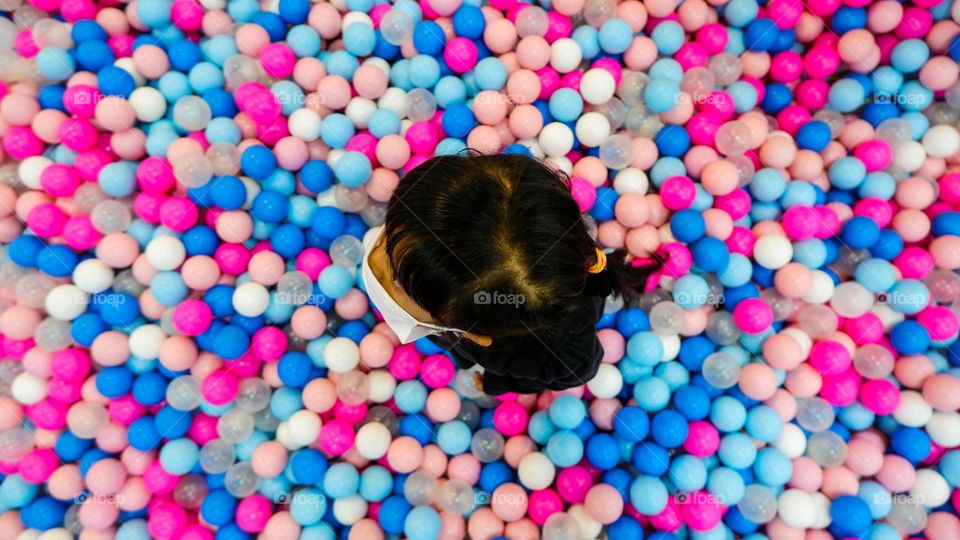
[362,57,391,78]
[240,177,260,208]
[575,112,611,148]
[332,495,368,524]
[341,12,373,30]
[753,235,793,269]
[568,504,602,539]
[367,370,397,403]
[580,68,616,105]
[289,109,322,142]
[130,87,167,123]
[129,324,166,360]
[893,390,933,428]
[516,139,545,159]
[809,492,833,529]
[45,284,87,320]
[378,87,407,116]
[518,452,555,490]
[232,282,271,317]
[545,155,573,175]
[892,140,926,172]
[324,337,361,372]
[802,270,835,305]
[16,530,42,540]
[660,334,680,361]
[926,411,960,448]
[355,422,392,460]
[778,489,816,529]
[145,236,186,271]
[286,410,322,449]
[36,529,73,540]
[871,303,905,330]
[114,58,145,87]
[539,122,575,157]
[17,156,52,189]
[11,372,47,405]
[781,327,812,358]
[613,168,649,194]
[550,38,583,73]
[72,258,114,294]
[830,281,874,318]
[910,469,951,507]
[345,97,377,129]
[922,125,960,158]
[773,422,807,458]
[587,363,622,399]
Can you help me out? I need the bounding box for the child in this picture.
[361,153,658,395]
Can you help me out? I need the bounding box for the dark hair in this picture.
[384,152,659,339]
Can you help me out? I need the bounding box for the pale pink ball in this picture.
[438,512,467,540]
[447,454,481,485]
[492,483,528,522]
[877,454,917,492]
[584,485,623,524]
[426,388,462,422]
[347,519,382,540]
[387,437,423,473]
[467,508,505,540]
[86,458,127,495]
[506,69,541,105]
[788,457,823,491]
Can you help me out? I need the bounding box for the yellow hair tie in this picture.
[588,247,607,274]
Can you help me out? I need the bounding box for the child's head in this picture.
[380,153,655,340]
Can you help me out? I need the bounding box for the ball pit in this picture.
[2,0,960,538]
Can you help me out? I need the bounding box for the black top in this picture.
[428,296,605,395]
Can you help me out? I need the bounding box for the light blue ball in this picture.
[718,432,756,469]
[290,488,327,525]
[272,80,305,116]
[599,18,634,54]
[630,476,668,514]
[288,25,323,57]
[205,117,242,144]
[323,463,360,498]
[318,264,355,299]
[898,81,933,112]
[649,59,683,83]
[343,23,377,56]
[334,152,372,187]
[644,79,681,114]
[36,48,75,82]
[828,156,867,190]
[627,331,664,366]
[435,76,467,107]
[188,62,224,94]
[158,71,191,101]
[718,253,753,287]
[368,109,402,138]
[159,438,199,475]
[780,181,817,208]
[753,447,792,486]
[546,431,584,467]
[855,258,896,293]
[858,481,891,519]
[707,467,745,506]
[887,279,930,315]
[319,113,356,148]
[394,380,428,413]
[890,39,929,73]
[409,55,441,88]
[360,465,394,502]
[98,161,138,197]
[474,57,508,90]
[116,519,151,540]
[325,50,360,79]
[745,405,783,442]
[632,376,670,411]
[404,506,441,540]
[793,239,828,268]
[727,81,758,112]
[673,274,711,309]
[437,421,472,455]
[670,454,708,492]
[549,88,584,123]
[859,172,896,199]
[572,26,601,59]
[724,0,758,27]
[651,21,684,55]
[151,271,189,306]
[436,138,468,155]
[528,411,557,445]
[0,474,38,508]
[549,395,587,429]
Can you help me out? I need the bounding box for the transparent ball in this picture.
[701,352,741,389]
[705,311,740,345]
[173,96,213,132]
[404,471,438,506]
[337,370,370,405]
[887,498,928,533]
[807,430,847,467]
[223,55,262,90]
[833,247,871,277]
[200,438,237,474]
[253,407,281,432]
[437,478,475,516]
[0,427,34,462]
[625,104,663,138]
[737,484,778,524]
[516,5,549,37]
[925,102,960,127]
[583,0,616,27]
[66,402,108,439]
[543,512,581,540]
[218,407,256,443]
[599,133,634,170]
[380,10,414,46]
[63,503,82,535]
[225,462,261,497]
[454,368,485,399]
[91,199,132,234]
[334,185,369,213]
[405,88,437,122]
[649,302,685,335]
[235,377,272,412]
[207,142,241,176]
[360,200,388,227]
[329,235,364,267]
[796,304,839,339]
[166,375,202,411]
[681,67,716,102]
[925,269,960,303]
[173,152,214,188]
[15,272,56,309]
[814,109,846,138]
[853,344,894,379]
[73,183,109,213]
[112,270,145,298]
[617,71,649,106]
[758,289,793,322]
[364,406,399,435]
[708,52,742,86]
[277,271,313,306]
[795,397,835,433]
[457,400,481,429]
[34,317,71,351]
[592,98,627,130]
[471,428,505,463]
[727,154,756,186]
[174,474,209,509]
[946,81,960,109]
[715,121,753,156]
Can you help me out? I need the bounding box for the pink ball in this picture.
[682,421,720,457]
[319,419,356,456]
[201,369,239,405]
[555,465,592,504]
[148,501,187,538]
[236,494,273,533]
[732,298,773,333]
[859,379,901,415]
[493,400,529,436]
[526,489,563,525]
[444,37,479,73]
[421,354,456,388]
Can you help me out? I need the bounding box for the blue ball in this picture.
[656,125,690,158]
[670,209,706,242]
[300,160,335,193]
[441,102,476,138]
[201,490,238,526]
[632,442,670,476]
[213,325,250,360]
[76,40,116,71]
[744,18,778,51]
[651,410,688,448]
[692,237,730,273]
[841,216,881,249]
[21,496,67,530]
[829,495,872,538]
[586,433,621,470]
[452,5,485,39]
[241,145,278,180]
[252,190,289,223]
[279,0,311,23]
[96,366,134,398]
[97,66,136,98]
[890,427,931,464]
[413,21,446,55]
[37,245,78,277]
[379,496,412,534]
[796,121,831,152]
